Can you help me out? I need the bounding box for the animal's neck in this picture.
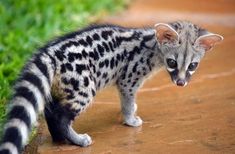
[119,27,164,71]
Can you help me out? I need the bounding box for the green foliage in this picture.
[0,0,126,130]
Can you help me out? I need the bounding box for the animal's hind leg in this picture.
[47,72,96,146]
[44,97,93,146]
[44,98,67,142]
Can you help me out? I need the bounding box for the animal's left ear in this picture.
[195,33,223,51]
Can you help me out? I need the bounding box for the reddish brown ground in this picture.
[25,0,235,153]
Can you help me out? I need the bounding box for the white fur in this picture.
[189,70,196,75]
[0,142,18,154]
[178,70,186,79]
[167,67,175,72]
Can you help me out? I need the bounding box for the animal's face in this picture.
[155,21,223,86]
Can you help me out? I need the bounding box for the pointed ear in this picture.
[154,23,179,44]
[195,33,223,51]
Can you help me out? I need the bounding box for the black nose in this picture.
[176,79,185,86]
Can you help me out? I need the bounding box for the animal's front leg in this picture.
[117,82,143,127]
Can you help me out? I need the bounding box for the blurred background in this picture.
[0,0,235,153]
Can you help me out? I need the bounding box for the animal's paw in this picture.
[124,116,143,127]
[78,134,92,147]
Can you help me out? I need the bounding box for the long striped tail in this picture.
[0,51,55,154]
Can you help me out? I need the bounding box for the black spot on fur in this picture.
[55,50,65,61]
[98,81,101,87]
[132,63,138,73]
[102,72,108,78]
[68,52,82,62]
[89,52,95,59]
[61,77,69,85]
[116,54,121,61]
[60,64,66,73]
[143,34,155,42]
[97,71,101,77]
[102,42,110,52]
[84,77,89,87]
[133,46,141,54]
[101,30,113,40]
[78,91,88,98]
[93,49,99,60]
[147,59,152,71]
[112,38,117,48]
[140,57,145,63]
[81,50,88,58]
[79,101,86,106]
[108,42,114,51]
[110,57,115,69]
[92,33,100,40]
[105,79,109,84]
[65,63,73,71]
[86,36,93,46]
[91,89,96,96]
[131,81,137,87]
[78,39,88,47]
[149,52,154,58]
[60,40,79,51]
[99,61,105,68]
[97,44,104,57]
[76,64,87,74]
[70,78,79,91]
[104,59,109,67]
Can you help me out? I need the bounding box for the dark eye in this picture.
[166,58,177,69]
[188,62,198,71]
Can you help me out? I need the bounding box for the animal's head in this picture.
[155,21,223,87]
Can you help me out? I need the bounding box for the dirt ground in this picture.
[26,0,235,153]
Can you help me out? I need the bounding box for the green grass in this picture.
[0,0,126,130]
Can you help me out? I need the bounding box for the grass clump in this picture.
[0,0,126,132]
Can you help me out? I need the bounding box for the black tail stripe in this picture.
[2,127,22,152]
[14,87,38,112]
[20,72,45,96]
[8,106,31,129]
[33,56,50,84]
[0,149,11,154]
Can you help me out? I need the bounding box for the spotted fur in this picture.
[0,21,223,154]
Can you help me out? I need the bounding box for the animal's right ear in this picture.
[154,23,179,45]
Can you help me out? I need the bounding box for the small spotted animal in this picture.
[0,21,223,154]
